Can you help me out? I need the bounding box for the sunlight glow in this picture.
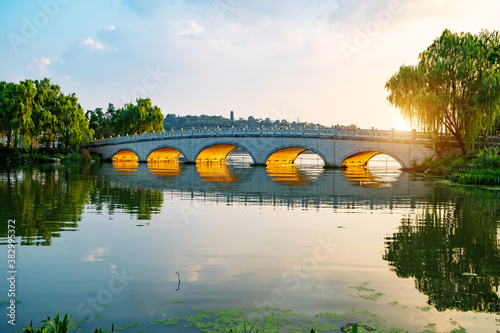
[394,115,412,131]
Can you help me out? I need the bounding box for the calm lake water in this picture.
[1,155,499,333]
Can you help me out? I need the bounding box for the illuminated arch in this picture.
[265,146,326,165]
[195,142,257,164]
[147,147,182,162]
[112,150,139,162]
[196,144,236,163]
[341,150,404,168]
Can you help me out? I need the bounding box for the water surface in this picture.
[0,159,499,332]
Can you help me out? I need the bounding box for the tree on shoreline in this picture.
[162,113,316,130]
[0,80,36,148]
[0,78,92,149]
[86,98,164,138]
[385,29,500,154]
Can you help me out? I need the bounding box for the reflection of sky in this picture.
[82,247,108,262]
[5,1,499,131]
[2,165,498,333]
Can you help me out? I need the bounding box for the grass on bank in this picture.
[0,147,101,164]
[21,313,322,333]
[409,146,500,186]
[19,306,470,333]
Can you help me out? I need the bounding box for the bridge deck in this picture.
[88,127,499,168]
[89,127,426,146]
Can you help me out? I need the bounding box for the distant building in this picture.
[230,111,234,121]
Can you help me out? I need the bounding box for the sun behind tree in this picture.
[385,29,500,155]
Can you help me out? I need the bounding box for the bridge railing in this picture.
[89,126,500,146]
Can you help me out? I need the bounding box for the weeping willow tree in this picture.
[385,29,500,154]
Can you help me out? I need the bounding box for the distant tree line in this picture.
[86,98,164,139]
[0,78,92,149]
[163,114,321,131]
[1,77,343,150]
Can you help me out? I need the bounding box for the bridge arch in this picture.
[112,148,140,162]
[265,145,327,165]
[146,145,187,163]
[195,141,257,164]
[340,149,405,168]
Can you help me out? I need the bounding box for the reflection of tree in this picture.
[89,179,163,220]
[0,164,165,246]
[384,188,500,312]
[0,165,92,246]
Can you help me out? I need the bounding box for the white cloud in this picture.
[170,20,205,37]
[14,0,500,130]
[27,57,51,74]
[81,37,105,50]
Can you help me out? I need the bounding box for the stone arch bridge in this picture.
[88,127,449,168]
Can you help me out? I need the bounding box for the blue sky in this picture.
[1,0,499,130]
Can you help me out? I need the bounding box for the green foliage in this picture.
[62,152,83,161]
[384,187,500,313]
[163,113,319,131]
[490,114,500,135]
[228,321,260,333]
[22,306,467,333]
[413,155,470,176]
[22,313,73,333]
[349,282,385,301]
[449,169,500,185]
[41,313,72,333]
[411,147,500,185]
[474,146,500,169]
[0,78,92,149]
[386,29,500,154]
[91,154,101,162]
[0,148,97,164]
[0,80,36,148]
[81,148,91,161]
[86,98,163,138]
[93,323,114,333]
[23,320,48,333]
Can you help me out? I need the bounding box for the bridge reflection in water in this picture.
[108,159,425,212]
[266,164,322,186]
[112,160,139,175]
[342,166,401,188]
[104,162,500,315]
[196,162,237,183]
[112,152,393,188]
[2,163,499,318]
[147,161,182,180]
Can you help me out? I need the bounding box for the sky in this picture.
[1,0,499,130]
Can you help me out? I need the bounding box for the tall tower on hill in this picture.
[230,111,234,121]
